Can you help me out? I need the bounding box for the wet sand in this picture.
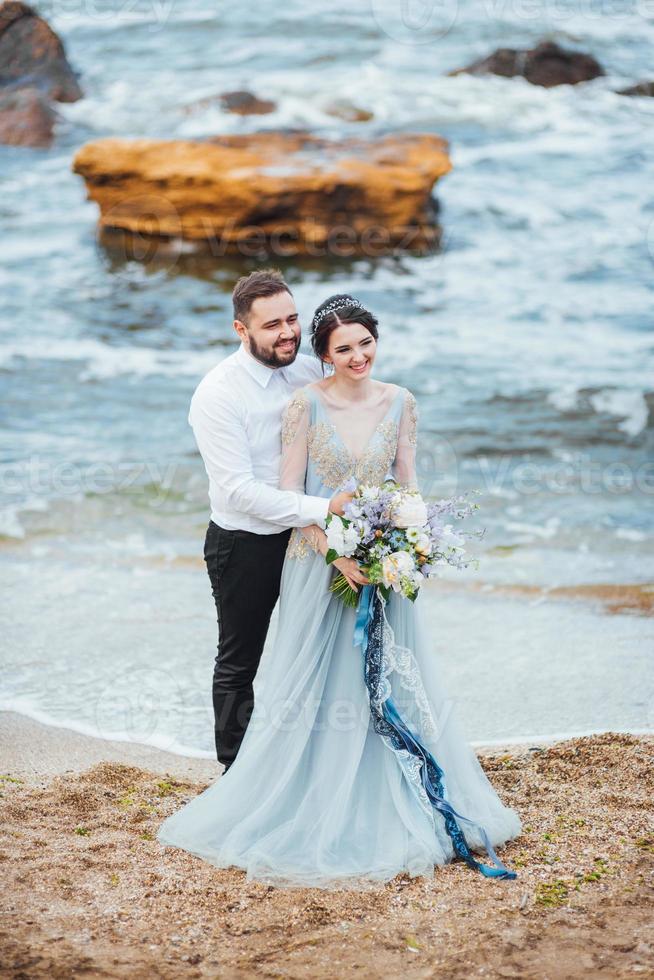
[1,712,652,978]
[140,555,654,617]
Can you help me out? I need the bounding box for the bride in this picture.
[157,294,522,888]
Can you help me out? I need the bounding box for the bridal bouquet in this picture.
[325,480,483,607]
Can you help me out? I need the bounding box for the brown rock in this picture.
[616,80,654,97]
[72,131,452,256]
[218,90,276,115]
[449,39,604,88]
[0,1,82,102]
[0,84,56,146]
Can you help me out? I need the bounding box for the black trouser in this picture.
[203,519,292,768]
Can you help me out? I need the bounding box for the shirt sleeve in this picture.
[189,386,329,528]
[392,389,419,490]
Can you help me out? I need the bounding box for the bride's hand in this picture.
[333,557,370,592]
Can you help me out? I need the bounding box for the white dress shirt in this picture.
[188,342,331,534]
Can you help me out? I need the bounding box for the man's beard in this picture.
[248,333,300,368]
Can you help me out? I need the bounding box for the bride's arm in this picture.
[280,392,368,589]
[279,391,329,556]
[393,389,419,490]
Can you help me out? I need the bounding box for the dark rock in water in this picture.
[218,90,276,115]
[181,90,277,117]
[0,1,82,102]
[449,40,604,88]
[0,1,82,147]
[0,84,56,146]
[616,80,654,97]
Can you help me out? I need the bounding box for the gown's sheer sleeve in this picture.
[393,389,419,490]
[279,389,328,555]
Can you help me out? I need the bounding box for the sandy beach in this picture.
[1,711,652,979]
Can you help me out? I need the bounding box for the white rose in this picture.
[392,493,428,529]
[382,550,415,591]
[359,484,379,501]
[415,533,432,555]
[325,515,345,555]
[342,524,360,556]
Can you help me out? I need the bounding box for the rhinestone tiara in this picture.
[312,296,366,330]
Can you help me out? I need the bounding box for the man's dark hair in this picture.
[232,268,291,326]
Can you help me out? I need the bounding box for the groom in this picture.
[188,268,352,772]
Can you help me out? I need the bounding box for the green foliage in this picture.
[329,573,359,607]
[535,879,569,907]
[156,781,177,797]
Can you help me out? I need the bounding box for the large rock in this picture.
[0,84,56,146]
[449,39,604,88]
[0,1,82,101]
[0,1,82,146]
[72,131,452,256]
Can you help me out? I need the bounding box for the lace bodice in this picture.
[280,382,419,560]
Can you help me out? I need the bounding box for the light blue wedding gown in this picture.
[157,382,522,888]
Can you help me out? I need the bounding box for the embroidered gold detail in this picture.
[286,527,322,562]
[286,527,310,561]
[281,390,309,446]
[405,391,418,447]
[307,422,352,490]
[307,419,399,490]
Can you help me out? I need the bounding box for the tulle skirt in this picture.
[156,548,521,889]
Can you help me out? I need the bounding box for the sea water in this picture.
[1,0,653,754]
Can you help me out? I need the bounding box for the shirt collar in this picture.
[236,342,287,388]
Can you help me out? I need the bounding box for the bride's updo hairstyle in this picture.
[310,294,379,363]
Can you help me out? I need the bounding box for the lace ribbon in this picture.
[354,585,517,881]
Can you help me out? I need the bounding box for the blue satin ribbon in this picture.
[353,583,375,649]
[354,584,517,881]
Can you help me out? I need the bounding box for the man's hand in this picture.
[328,491,354,516]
